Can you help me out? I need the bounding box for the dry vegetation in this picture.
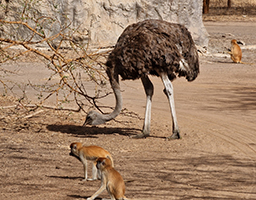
[0,0,118,124]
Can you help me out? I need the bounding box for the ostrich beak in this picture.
[83,116,92,126]
[83,120,89,126]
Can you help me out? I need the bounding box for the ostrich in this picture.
[84,19,199,139]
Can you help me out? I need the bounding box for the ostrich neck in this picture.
[101,78,122,122]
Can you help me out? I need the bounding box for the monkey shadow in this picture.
[67,195,101,199]
[48,176,103,199]
[46,124,140,138]
[212,60,244,65]
[215,61,233,64]
[46,175,82,180]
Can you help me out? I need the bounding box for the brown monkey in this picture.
[87,157,127,200]
[228,39,253,65]
[69,142,114,181]
[230,39,243,63]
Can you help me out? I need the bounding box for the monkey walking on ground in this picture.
[69,142,114,181]
[87,157,127,200]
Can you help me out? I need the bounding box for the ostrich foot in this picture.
[166,132,181,140]
[131,132,150,139]
[85,178,97,181]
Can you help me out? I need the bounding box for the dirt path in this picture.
[1,22,256,200]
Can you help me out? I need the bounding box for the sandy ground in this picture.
[1,20,256,200]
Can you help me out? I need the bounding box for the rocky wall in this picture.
[0,0,208,48]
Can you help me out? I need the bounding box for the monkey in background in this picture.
[69,142,114,181]
[230,39,243,63]
[227,39,253,65]
[87,157,127,200]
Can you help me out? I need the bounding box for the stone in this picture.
[1,0,208,48]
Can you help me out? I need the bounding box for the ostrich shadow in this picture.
[46,124,166,139]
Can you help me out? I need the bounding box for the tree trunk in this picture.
[203,0,210,14]
[228,0,231,8]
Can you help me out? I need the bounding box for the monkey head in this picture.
[69,142,83,161]
[96,157,112,170]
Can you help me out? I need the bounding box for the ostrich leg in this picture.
[160,73,180,139]
[132,75,154,138]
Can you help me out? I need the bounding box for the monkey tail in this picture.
[106,155,114,167]
[240,61,254,65]
[109,155,114,167]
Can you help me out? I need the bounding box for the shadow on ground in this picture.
[46,124,140,137]
[126,153,256,199]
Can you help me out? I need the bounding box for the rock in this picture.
[1,0,208,48]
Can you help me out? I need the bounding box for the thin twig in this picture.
[23,110,45,119]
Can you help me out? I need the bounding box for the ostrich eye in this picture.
[86,113,93,121]
[84,114,94,125]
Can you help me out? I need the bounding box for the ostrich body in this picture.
[84,19,199,139]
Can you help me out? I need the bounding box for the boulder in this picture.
[1,0,208,48]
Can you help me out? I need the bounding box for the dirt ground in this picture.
[1,17,256,199]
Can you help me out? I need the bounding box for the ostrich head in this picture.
[83,79,122,127]
[83,110,107,126]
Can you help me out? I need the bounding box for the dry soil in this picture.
[1,19,256,200]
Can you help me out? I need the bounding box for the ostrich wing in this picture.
[106,19,199,82]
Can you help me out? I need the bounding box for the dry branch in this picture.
[23,110,45,119]
[0,14,112,117]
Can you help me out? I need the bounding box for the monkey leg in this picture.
[87,162,101,181]
[87,184,106,200]
[91,162,98,180]
[161,73,180,139]
[82,158,88,181]
[104,193,116,200]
